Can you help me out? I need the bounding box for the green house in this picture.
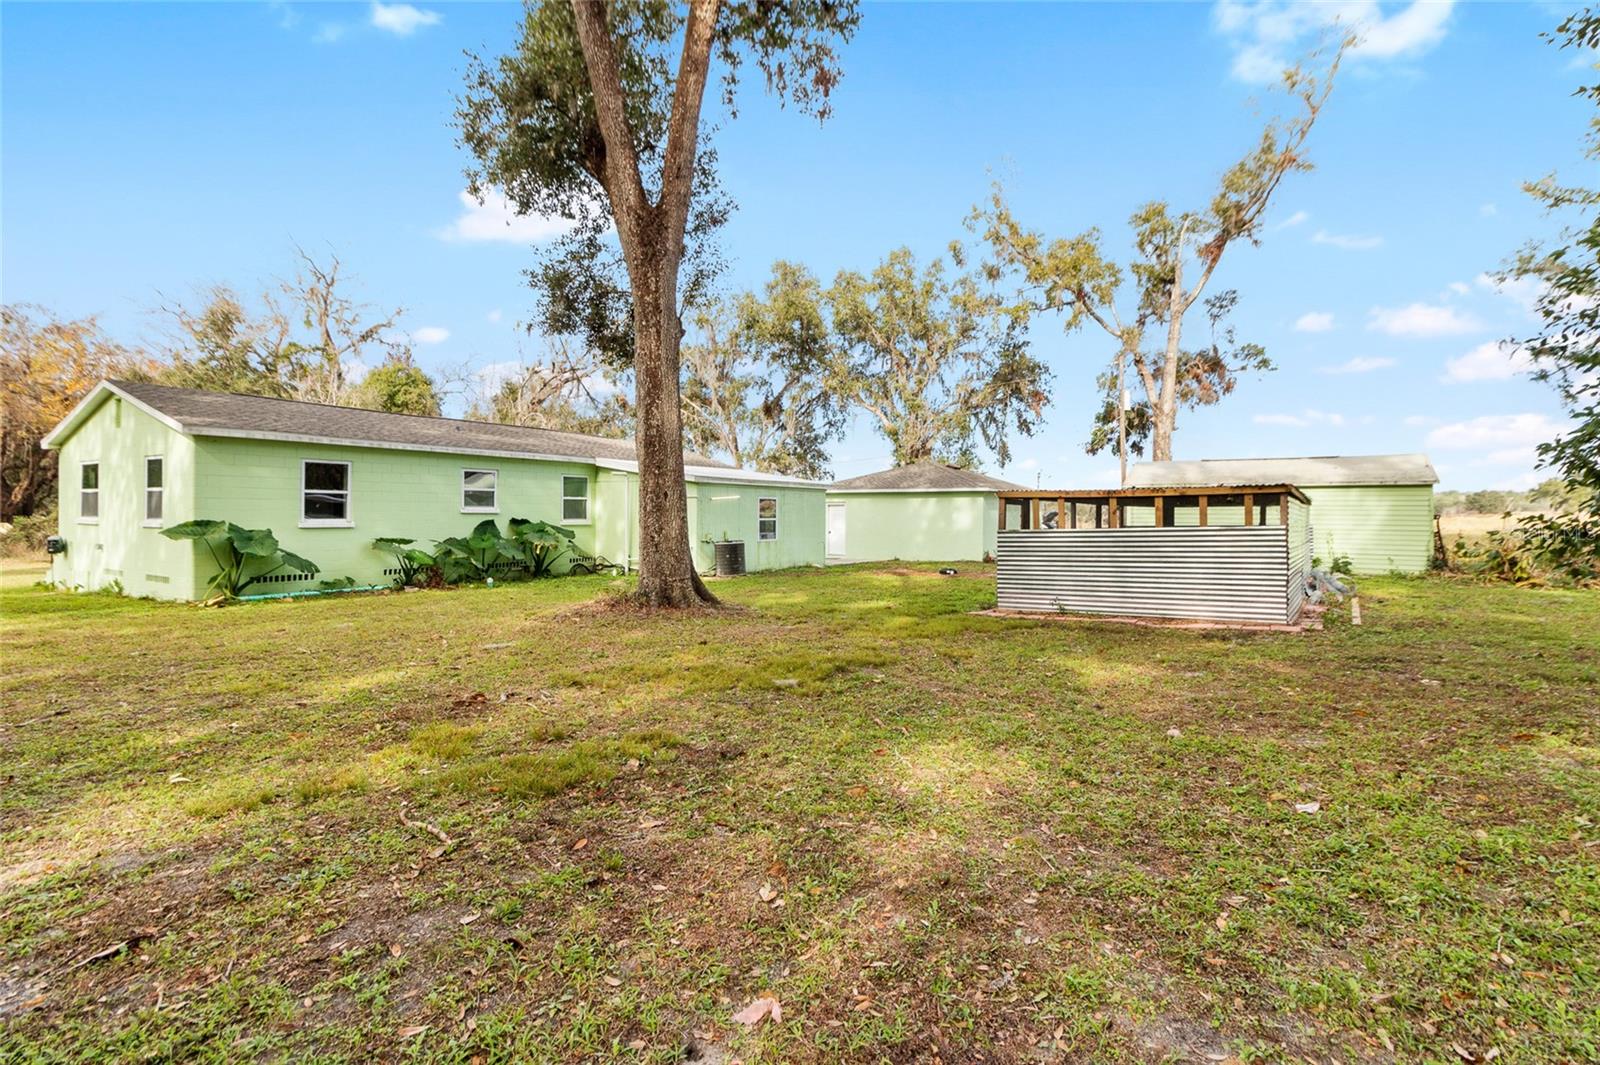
[41,380,826,600]
[1128,453,1439,574]
[824,462,1025,563]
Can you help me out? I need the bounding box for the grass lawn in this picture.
[1,562,1596,1064]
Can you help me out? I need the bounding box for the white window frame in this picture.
[757,496,779,542]
[79,461,100,524]
[461,468,499,513]
[561,475,590,525]
[300,459,353,528]
[143,455,165,527]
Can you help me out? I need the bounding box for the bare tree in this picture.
[973,43,1345,462]
[282,249,406,406]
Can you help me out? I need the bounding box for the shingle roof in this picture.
[1128,453,1439,488]
[829,462,1026,492]
[86,379,728,468]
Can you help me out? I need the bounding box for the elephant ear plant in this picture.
[432,519,512,583]
[505,518,576,577]
[162,520,319,602]
[372,537,439,588]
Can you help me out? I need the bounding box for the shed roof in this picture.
[829,462,1026,493]
[1128,453,1438,489]
[43,380,825,488]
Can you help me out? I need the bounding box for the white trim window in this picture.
[79,462,100,523]
[461,468,498,513]
[301,460,352,526]
[758,496,778,541]
[144,456,164,526]
[562,475,589,523]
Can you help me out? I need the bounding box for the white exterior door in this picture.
[826,502,847,557]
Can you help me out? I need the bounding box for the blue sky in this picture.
[2,1,1591,490]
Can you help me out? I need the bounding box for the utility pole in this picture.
[1117,347,1129,488]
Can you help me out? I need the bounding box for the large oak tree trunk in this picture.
[630,258,712,606]
[571,0,720,606]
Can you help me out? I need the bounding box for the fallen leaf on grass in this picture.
[603,975,623,987]
[459,912,480,926]
[398,1024,430,1038]
[732,995,782,1025]
[638,817,665,829]
[572,837,589,851]
[388,943,402,958]
[167,773,192,784]
[1294,801,1321,814]
[757,883,778,903]
[1165,727,1182,738]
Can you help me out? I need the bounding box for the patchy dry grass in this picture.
[1,560,1597,1063]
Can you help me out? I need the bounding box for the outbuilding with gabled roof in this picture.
[824,461,1025,563]
[1129,453,1439,574]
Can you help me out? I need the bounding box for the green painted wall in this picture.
[188,436,603,591]
[1300,484,1434,574]
[51,396,199,600]
[822,491,997,562]
[693,482,826,571]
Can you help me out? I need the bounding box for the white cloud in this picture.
[1445,280,1471,297]
[1253,409,1345,428]
[486,309,503,324]
[312,22,347,44]
[1319,356,1394,374]
[1367,302,1480,337]
[1442,340,1532,383]
[1277,209,1310,230]
[1475,272,1543,316]
[1426,412,1561,451]
[437,189,578,244]
[369,2,440,35]
[1479,202,1498,217]
[1213,0,1455,84]
[1294,311,1334,332]
[1312,229,1384,251]
[411,326,450,345]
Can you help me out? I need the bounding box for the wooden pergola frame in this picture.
[996,484,1309,531]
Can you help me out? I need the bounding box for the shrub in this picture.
[503,518,576,577]
[433,519,511,583]
[0,506,56,557]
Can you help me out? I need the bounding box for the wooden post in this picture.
[1070,502,1077,529]
[1095,503,1102,529]
[1154,497,1165,527]
[1280,495,1289,526]
[1109,498,1120,528]
[1031,498,1040,531]
[1243,493,1254,526]
[998,498,1006,532]
[1057,496,1065,531]
[1198,496,1208,527]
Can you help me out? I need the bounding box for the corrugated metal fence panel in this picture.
[996,527,1292,623]
[1286,498,1312,622]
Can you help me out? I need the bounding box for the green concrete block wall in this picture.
[693,482,826,572]
[822,492,995,562]
[52,397,199,600]
[190,437,603,590]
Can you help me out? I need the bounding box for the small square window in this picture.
[302,461,351,524]
[145,456,164,524]
[80,462,100,522]
[562,475,589,523]
[758,496,778,541]
[462,469,498,512]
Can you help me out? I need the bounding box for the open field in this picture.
[1,563,1597,1063]
[1438,512,1547,541]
